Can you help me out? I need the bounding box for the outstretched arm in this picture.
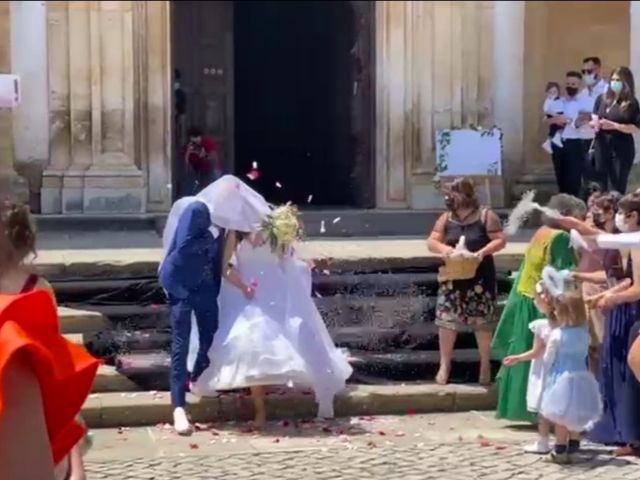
[503,335,546,366]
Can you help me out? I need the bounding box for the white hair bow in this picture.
[541,266,574,298]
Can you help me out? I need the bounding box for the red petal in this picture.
[479,439,492,447]
[321,427,332,433]
[281,420,290,427]
[273,438,281,443]
[406,408,416,416]
[246,170,260,181]
[377,431,386,436]
[189,443,199,449]
[494,445,507,451]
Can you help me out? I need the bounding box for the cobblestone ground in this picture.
[85,412,640,480]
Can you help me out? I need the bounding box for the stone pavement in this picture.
[85,412,640,479]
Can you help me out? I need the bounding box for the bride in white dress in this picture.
[188,230,353,425]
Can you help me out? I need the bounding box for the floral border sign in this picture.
[435,126,503,178]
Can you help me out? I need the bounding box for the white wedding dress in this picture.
[187,240,353,417]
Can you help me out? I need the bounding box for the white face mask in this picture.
[584,73,596,86]
[615,212,629,232]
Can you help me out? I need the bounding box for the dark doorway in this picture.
[171,1,374,207]
[234,1,357,206]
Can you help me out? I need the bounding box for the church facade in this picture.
[0,1,638,214]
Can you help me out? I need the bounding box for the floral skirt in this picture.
[435,280,496,332]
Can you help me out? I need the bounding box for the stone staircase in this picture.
[61,287,507,428]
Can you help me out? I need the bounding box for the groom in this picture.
[159,200,224,435]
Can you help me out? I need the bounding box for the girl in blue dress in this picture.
[537,267,603,464]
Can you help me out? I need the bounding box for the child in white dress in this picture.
[188,230,353,425]
[503,281,557,454]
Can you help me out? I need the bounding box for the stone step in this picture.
[81,383,497,429]
[92,365,142,393]
[110,347,498,393]
[58,306,109,334]
[38,240,528,281]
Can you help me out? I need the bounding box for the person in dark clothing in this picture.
[184,126,222,194]
[427,177,506,386]
[591,66,640,194]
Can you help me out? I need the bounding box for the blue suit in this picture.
[159,201,224,407]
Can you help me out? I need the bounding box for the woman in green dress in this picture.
[492,194,586,422]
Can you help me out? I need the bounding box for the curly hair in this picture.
[444,177,479,210]
[1,202,36,265]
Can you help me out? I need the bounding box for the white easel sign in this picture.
[0,74,20,108]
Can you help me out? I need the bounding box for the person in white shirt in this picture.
[547,71,592,196]
[582,56,608,100]
[542,82,565,154]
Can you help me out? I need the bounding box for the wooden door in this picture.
[172,1,234,197]
[349,1,375,209]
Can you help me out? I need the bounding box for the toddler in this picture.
[503,281,556,454]
[542,81,564,154]
[538,266,602,464]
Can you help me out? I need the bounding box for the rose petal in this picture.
[377,431,386,436]
[332,217,341,224]
[189,443,199,450]
[320,221,326,234]
[407,408,416,416]
[246,170,260,181]
[281,420,290,428]
[273,438,281,443]
[252,161,258,170]
[495,445,507,451]
[479,439,491,447]
[307,195,313,204]
[275,181,282,188]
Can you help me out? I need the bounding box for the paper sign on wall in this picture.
[0,74,21,108]
[435,127,502,176]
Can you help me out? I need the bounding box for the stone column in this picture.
[82,0,144,213]
[0,1,27,203]
[492,0,525,194]
[10,1,48,208]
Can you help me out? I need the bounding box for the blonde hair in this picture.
[549,290,588,327]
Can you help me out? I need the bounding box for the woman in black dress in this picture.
[427,178,506,385]
[592,66,640,194]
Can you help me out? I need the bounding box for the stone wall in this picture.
[41,0,171,214]
[375,1,496,209]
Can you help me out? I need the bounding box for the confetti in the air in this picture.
[252,161,258,170]
[332,217,341,224]
[320,221,326,234]
[307,194,313,203]
[275,181,282,188]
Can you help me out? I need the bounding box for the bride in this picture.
[187,208,353,425]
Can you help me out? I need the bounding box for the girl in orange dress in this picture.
[0,203,100,479]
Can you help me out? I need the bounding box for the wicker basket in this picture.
[437,236,481,282]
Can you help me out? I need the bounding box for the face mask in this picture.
[584,74,596,86]
[444,195,457,211]
[615,212,628,232]
[565,86,579,97]
[610,80,624,94]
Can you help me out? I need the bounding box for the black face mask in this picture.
[566,86,579,97]
[444,195,456,211]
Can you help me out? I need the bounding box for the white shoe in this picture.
[542,139,553,154]
[551,131,563,147]
[523,438,552,454]
[173,407,193,436]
